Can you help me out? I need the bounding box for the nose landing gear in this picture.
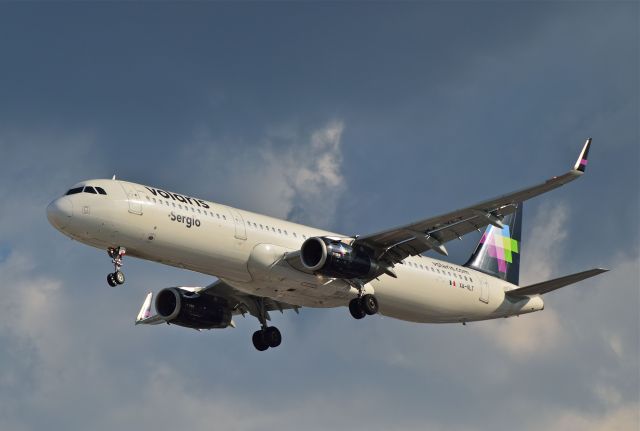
[107,247,126,287]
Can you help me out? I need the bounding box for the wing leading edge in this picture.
[354,138,593,266]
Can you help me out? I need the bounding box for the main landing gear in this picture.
[107,247,126,287]
[348,294,379,320]
[252,326,282,352]
[251,297,282,351]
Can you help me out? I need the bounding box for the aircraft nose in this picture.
[46,197,73,230]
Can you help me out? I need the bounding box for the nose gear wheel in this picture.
[106,247,127,287]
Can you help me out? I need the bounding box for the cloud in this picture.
[182,120,346,228]
[549,403,639,431]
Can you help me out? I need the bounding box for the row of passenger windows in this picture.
[404,260,474,282]
[245,220,309,240]
[146,196,227,220]
[66,186,107,196]
[145,195,311,240]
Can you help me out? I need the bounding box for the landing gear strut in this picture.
[107,247,126,287]
[251,297,282,351]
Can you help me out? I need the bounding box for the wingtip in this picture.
[573,138,592,172]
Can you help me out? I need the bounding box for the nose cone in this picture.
[47,197,73,230]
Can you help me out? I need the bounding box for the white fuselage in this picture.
[47,179,543,324]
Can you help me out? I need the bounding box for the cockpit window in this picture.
[84,186,97,194]
[95,187,107,195]
[66,187,83,195]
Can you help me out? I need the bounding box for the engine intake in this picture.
[155,288,232,329]
[300,236,379,279]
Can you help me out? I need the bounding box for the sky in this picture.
[0,2,638,430]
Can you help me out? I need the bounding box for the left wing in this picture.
[353,138,593,266]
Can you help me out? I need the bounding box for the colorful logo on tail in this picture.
[479,225,519,273]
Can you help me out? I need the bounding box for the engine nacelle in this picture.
[155,288,232,329]
[300,236,379,279]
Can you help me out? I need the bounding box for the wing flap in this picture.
[505,268,608,297]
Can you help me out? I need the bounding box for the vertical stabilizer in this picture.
[464,204,522,285]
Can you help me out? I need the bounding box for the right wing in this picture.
[202,279,301,323]
[135,292,165,325]
[353,139,593,266]
[135,280,301,326]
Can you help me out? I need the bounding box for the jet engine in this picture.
[155,287,232,329]
[300,236,380,279]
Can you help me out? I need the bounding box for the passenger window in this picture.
[293,233,297,238]
[284,230,288,235]
[222,215,226,220]
[278,229,282,234]
[95,187,107,195]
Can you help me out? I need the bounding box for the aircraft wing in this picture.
[201,279,301,322]
[135,280,300,327]
[353,139,592,266]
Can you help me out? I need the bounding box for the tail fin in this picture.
[464,203,523,285]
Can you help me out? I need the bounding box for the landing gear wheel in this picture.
[361,294,379,315]
[106,247,127,287]
[252,330,269,351]
[349,298,366,320]
[114,270,125,285]
[264,327,282,348]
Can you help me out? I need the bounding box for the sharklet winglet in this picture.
[573,138,592,173]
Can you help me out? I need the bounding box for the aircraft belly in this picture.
[372,271,505,323]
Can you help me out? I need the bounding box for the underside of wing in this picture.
[354,139,592,265]
[202,279,301,322]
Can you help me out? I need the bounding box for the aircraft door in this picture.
[228,208,247,240]
[479,280,490,304]
[120,183,143,215]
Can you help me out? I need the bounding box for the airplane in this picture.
[46,139,606,351]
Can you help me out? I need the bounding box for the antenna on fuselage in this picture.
[112,174,116,180]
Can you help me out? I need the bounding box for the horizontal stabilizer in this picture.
[506,268,608,297]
